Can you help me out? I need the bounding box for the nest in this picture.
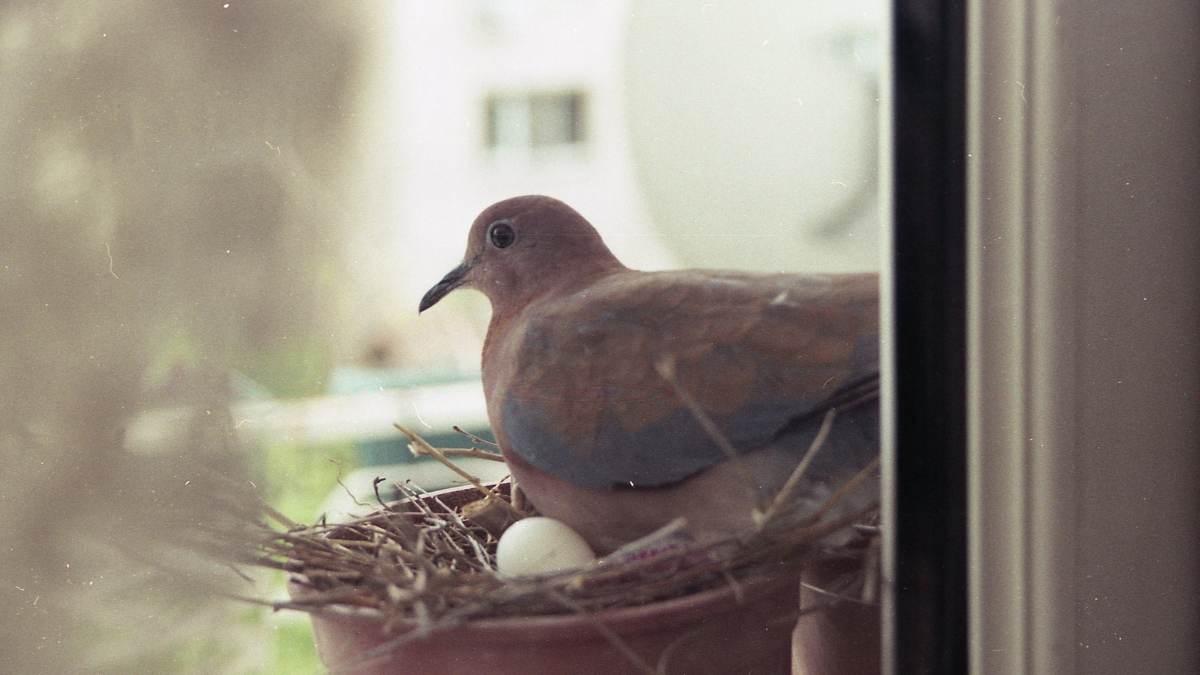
[242,411,881,654]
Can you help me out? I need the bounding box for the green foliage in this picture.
[254,439,359,672]
[235,336,335,400]
[269,617,324,675]
[258,438,358,524]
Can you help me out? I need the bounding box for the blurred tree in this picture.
[0,1,379,671]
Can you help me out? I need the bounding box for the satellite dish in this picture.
[623,0,882,272]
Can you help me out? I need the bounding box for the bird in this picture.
[419,195,879,553]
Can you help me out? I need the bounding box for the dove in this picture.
[420,195,878,553]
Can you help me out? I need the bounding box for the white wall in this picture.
[344,1,884,368]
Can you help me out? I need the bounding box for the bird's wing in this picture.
[494,270,879,489]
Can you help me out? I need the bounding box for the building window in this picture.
[484,91,587,150]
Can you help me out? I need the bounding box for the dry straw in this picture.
[238,411,880,654]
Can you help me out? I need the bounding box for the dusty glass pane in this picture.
[0,1,885,672]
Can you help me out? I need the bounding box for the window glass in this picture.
[1,2,887,672]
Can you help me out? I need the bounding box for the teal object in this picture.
[329,367,494,467]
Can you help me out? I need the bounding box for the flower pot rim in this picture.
[290,561,795,641]
[287,482,801,640]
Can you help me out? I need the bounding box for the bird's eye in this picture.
[488,221,516,249]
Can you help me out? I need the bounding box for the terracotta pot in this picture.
[289,484,801,675]
[791,557,881,675]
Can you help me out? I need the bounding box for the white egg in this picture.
[495,517,596,577]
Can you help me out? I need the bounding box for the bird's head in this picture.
[419,195,624,315]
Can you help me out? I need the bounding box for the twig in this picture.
[332,459,368,507]
[409,445,505,462]
[226,563,255,584]
[654,355,763,502]
[754,408,837,528]
[806,455,881,524]
[799,579,873,606]
[719,568,745,604]
[604,517,689,562]
[395,423,522,518]
[453,425,500,448]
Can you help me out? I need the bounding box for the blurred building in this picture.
[345,0,884,371]
[348,0,666,371]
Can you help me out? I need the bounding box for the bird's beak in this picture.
[419,261,471,313]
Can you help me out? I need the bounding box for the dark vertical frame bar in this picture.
[890,0,968,673]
